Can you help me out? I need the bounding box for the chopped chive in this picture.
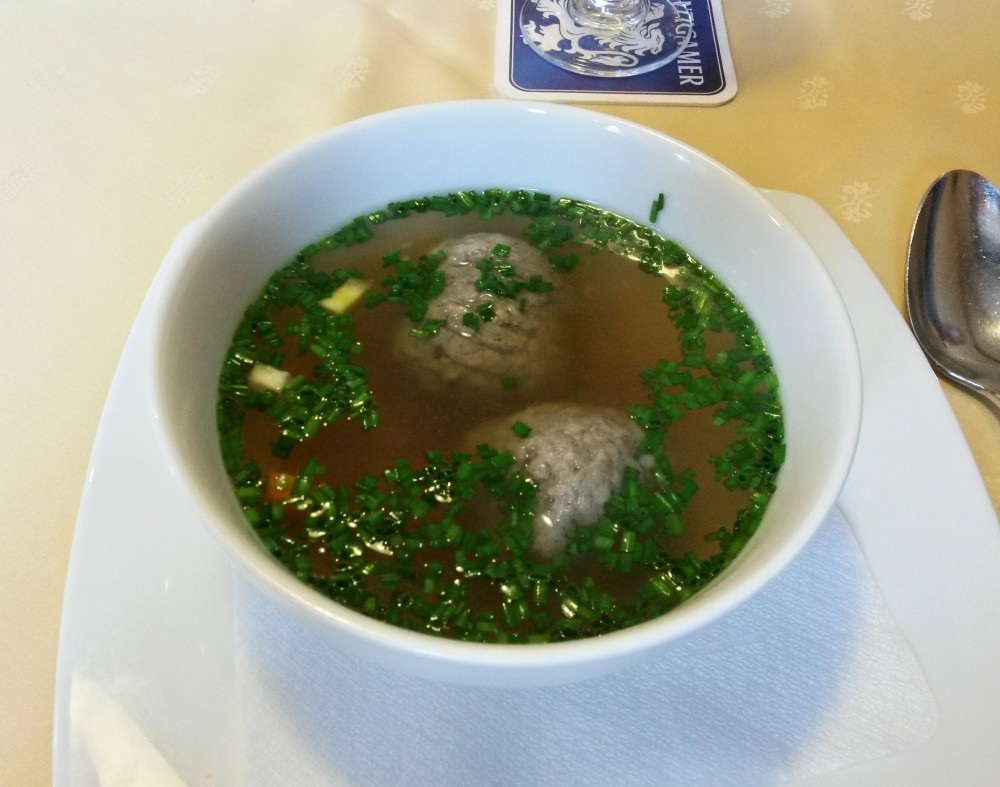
[461,311,481,332]
[476,302,496,322]
[650,192,666,222]
[510,420,532,439]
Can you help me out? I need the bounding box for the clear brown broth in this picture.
[218,201,781,641]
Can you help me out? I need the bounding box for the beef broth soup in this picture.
[216,190,785,643]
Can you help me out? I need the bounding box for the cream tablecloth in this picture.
[3,1,998,783]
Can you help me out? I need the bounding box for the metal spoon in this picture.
[906,169,1000,408]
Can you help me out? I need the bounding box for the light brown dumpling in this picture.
[471,402,652,558]
[395,232,563,396]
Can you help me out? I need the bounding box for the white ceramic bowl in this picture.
[148,100,862,687]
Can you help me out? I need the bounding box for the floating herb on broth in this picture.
[216,189,784,643]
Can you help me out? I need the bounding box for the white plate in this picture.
[52,192,1000,785]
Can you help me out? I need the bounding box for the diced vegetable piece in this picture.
[264,471,296,503]
[248,363,291,393]
[319,278,371,315]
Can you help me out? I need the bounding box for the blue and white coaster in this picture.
[494,0,737,105]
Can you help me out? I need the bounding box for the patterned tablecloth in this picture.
[2,1,997,782]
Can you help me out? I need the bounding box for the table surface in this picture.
[4,2,998,783]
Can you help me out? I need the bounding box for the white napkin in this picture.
[69,676,188,787]
[232,508,937,786]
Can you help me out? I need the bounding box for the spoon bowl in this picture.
[906,169,1000,406]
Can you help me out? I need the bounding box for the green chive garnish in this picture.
[511,420,532,439]
[650,192,666,222]
[215,187,784,644]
